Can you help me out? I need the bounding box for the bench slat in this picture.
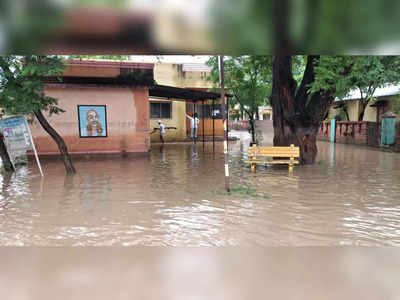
[248,149,299,153]
[248,147,299,157]
[247,145,300,171]
[245,160,299,165]
[248,153,299,157]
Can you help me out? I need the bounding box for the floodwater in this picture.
[1,131,400,246]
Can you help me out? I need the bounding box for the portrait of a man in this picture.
[78,105,108,138]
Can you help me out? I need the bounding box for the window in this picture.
[186,103,223,119]
[150,102,172,119]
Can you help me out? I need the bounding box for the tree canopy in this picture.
[207,56,272,143]
[0,55,75,174]
[209,0,400,54]
[0,56,66,116]
[311,56,400,120]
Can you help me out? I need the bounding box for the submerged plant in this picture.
[215,184,270,199]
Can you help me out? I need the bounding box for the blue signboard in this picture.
[0,116,32,151]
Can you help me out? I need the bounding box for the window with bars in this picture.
[150,102,172,119]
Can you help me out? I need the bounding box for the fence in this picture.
[318,120,400,149]
[228,120,250,130]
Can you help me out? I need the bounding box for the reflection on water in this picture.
[1,134,400,246]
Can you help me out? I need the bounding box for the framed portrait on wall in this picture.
[77,105,108,138]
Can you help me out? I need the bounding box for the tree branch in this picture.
[295,55,320,111]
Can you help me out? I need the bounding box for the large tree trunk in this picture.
[34,110,76,174]
[270,56,334,164]
[0,132,15,172]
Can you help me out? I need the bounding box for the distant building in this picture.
[259,106,273,120]
[328,85,400,122]
[149,61,224,142]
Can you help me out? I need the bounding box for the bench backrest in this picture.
[248,145,300,158]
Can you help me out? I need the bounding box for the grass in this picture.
[215,184,270,199]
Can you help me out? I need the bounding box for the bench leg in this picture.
[289,156,295,173]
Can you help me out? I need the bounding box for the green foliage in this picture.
[206,56,272,118]
[69,0,128,8]
[311,56,400,120]
[210,0,400,54]
[0,56,66,116]
[312,56,400,99]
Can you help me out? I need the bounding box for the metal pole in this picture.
[212,99,215,152]
[193,101,196,144]
[219,55,229,192]
[226,96,229,151]
[25,117,44,177]
[202,99,205,150]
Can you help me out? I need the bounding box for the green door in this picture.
[381,117,396,146]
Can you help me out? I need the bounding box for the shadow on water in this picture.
[1,132,400,246]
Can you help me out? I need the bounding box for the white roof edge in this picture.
[335,84,400,102]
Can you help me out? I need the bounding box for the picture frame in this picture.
[77,105,108,138]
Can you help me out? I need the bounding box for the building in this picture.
[328,85,400,122]
[319,85,400,148]
[30,59,222,155]
[258,106,273,120]
[148,61,224,142]
[30,60,154,155]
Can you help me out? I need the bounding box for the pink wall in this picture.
[30,85,150,155]
[318,121,369,145]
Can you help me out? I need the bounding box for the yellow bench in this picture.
[246,144,300,172]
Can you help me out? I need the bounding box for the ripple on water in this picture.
[1,139,400,246]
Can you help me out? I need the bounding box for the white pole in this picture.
[25,117,43,177]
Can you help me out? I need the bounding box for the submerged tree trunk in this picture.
[248,116,256,145]
[34,110,76,174]
[270,56,334,164]
[0,132,15,172]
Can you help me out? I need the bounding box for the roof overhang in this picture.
[149,85,230,101]
[370,100,388,107]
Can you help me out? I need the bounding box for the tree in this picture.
[0,131,14,172]
[209,0,400,54]
[270,56,354,164]
[0,56,76,174]
[208,0,400,164]
[313,56,400,121]
[207,56,272,144]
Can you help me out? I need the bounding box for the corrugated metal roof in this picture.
[335,84,400,102]
[182,63,211,72]
[67,60,154,69]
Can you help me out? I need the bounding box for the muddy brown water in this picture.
[1,131,400,246]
